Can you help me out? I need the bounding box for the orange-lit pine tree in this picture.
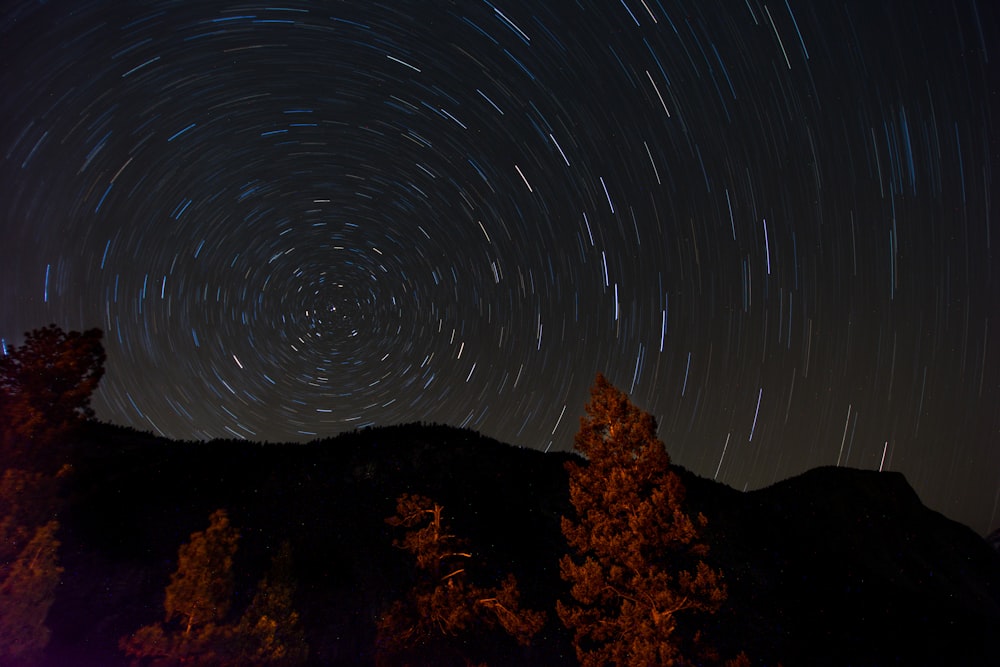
[377,493,545,666]
[233,542,309,666]
[0,324,102,664]
[0,520,62,666]
[120,509,239,666]
[0,325,105,460]
[558,373,731,667]
[0,461,68,665]
[121,511,309,666]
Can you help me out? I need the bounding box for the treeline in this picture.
[1,326,746,666]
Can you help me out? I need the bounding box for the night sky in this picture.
[1,1,997,533]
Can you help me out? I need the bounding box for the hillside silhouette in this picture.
[28,419,1000,666]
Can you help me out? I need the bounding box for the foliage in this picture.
[0,520,63,666]
[165,509,239,633]
[0,468,61,565]
[0,465,68,665]
[119,621,231,667]
[0,324,105,459]
[233,542,309,666]
[377,493,545,666]
[558,373,731,667]
[120,509,239,665]
[0,323,100,662]
[121,511,309,666]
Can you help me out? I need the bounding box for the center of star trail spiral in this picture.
[1,1,997,533]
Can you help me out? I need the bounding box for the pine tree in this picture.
[558,373,729,667]
[0,520,63,666]
[0,467,65,665]
[120,509,239,666]
[165,510,239,635]
[377,494,545,666]
[234,542,309,666]
[0,325,105,458]
[0,468,60,565]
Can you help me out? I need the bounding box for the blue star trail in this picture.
[1,0,997,534]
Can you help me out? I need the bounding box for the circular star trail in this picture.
[1,1,997,534]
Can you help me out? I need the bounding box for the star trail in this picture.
[1,1,997,534]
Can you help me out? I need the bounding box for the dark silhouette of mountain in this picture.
[41,421,1000,666]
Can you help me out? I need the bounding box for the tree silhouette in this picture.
[0,520,62,666]
[120,509,239,666]
[377,493,545,666]
[558,373,732,667]
[0,324,105,463]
